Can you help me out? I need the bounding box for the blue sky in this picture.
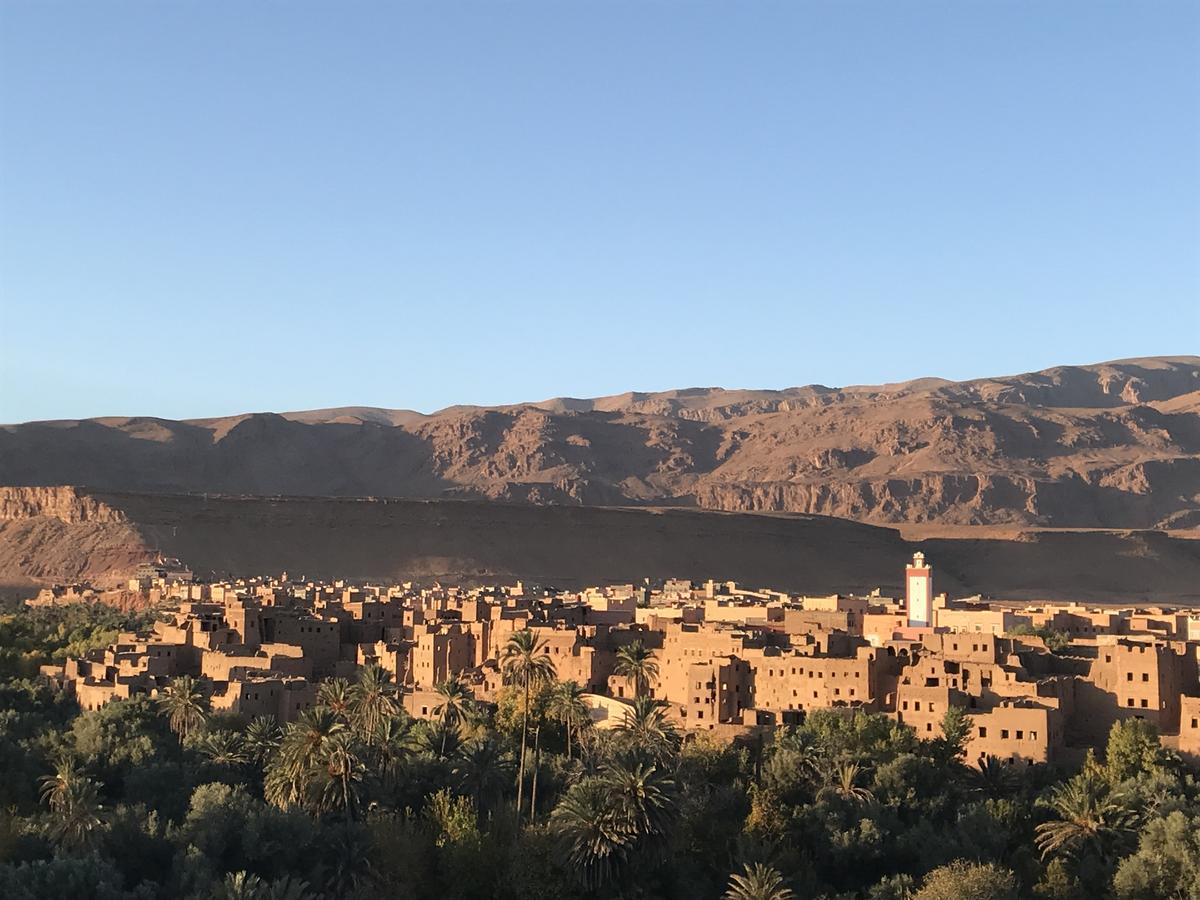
[1,1,1197,423]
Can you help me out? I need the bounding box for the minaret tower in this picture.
[906,551,933,628]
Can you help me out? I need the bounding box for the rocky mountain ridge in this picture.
[3,357,1198,529]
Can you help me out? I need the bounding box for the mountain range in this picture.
[3,356,1198,529]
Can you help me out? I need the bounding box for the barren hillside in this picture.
[2,487,1198,605]
[2,357,1198,528]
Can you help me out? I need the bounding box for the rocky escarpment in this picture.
[2,357,1198,529]
[0,486,129,524]
[0,488,149,595]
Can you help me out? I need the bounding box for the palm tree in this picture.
[39,759,104,853]
[614,640,659,698]
[616,695,680,758]
[551,754,678,891]
[243,715,283,765]
[818,760,874,805]
[725,863,795,900]
[199,729,248,767]
[212,871,266,900]
[549,680,591,759]
[603,753,678,847]
[317,677,354,721]
[1035,772,1136,862]
[264,763,300,812]
[432,675,474,756]
[368,714,416,788]
[350,663,398,740]
[971,755,1018,799]
[38,756,83,814]
[501,629,557,823]
[284,707,347,768]
[419,719,464,759]
[308,730,365,819]
[212,872,318,900]
[455,736,514,820]
[550,778,633,891]
[266,707,346,809]
[530,721,545,819]
[157,674,208,742]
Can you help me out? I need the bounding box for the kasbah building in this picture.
[36,551,1200,766]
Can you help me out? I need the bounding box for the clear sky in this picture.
[1,1,1197,423]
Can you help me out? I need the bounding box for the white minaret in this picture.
[906,551,933,628]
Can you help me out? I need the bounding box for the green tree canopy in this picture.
[913,860,1018,900]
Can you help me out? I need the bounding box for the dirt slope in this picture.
[2,487,1198,604]
[2,357,1198,529]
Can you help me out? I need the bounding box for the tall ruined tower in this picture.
[906,551,933,628]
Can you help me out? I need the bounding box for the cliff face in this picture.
[0,488,149,597]
[0,486,128,524]
[2,357,1198,529]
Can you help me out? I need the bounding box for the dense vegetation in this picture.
[1,603,1198,900]
[0,604,161,681]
